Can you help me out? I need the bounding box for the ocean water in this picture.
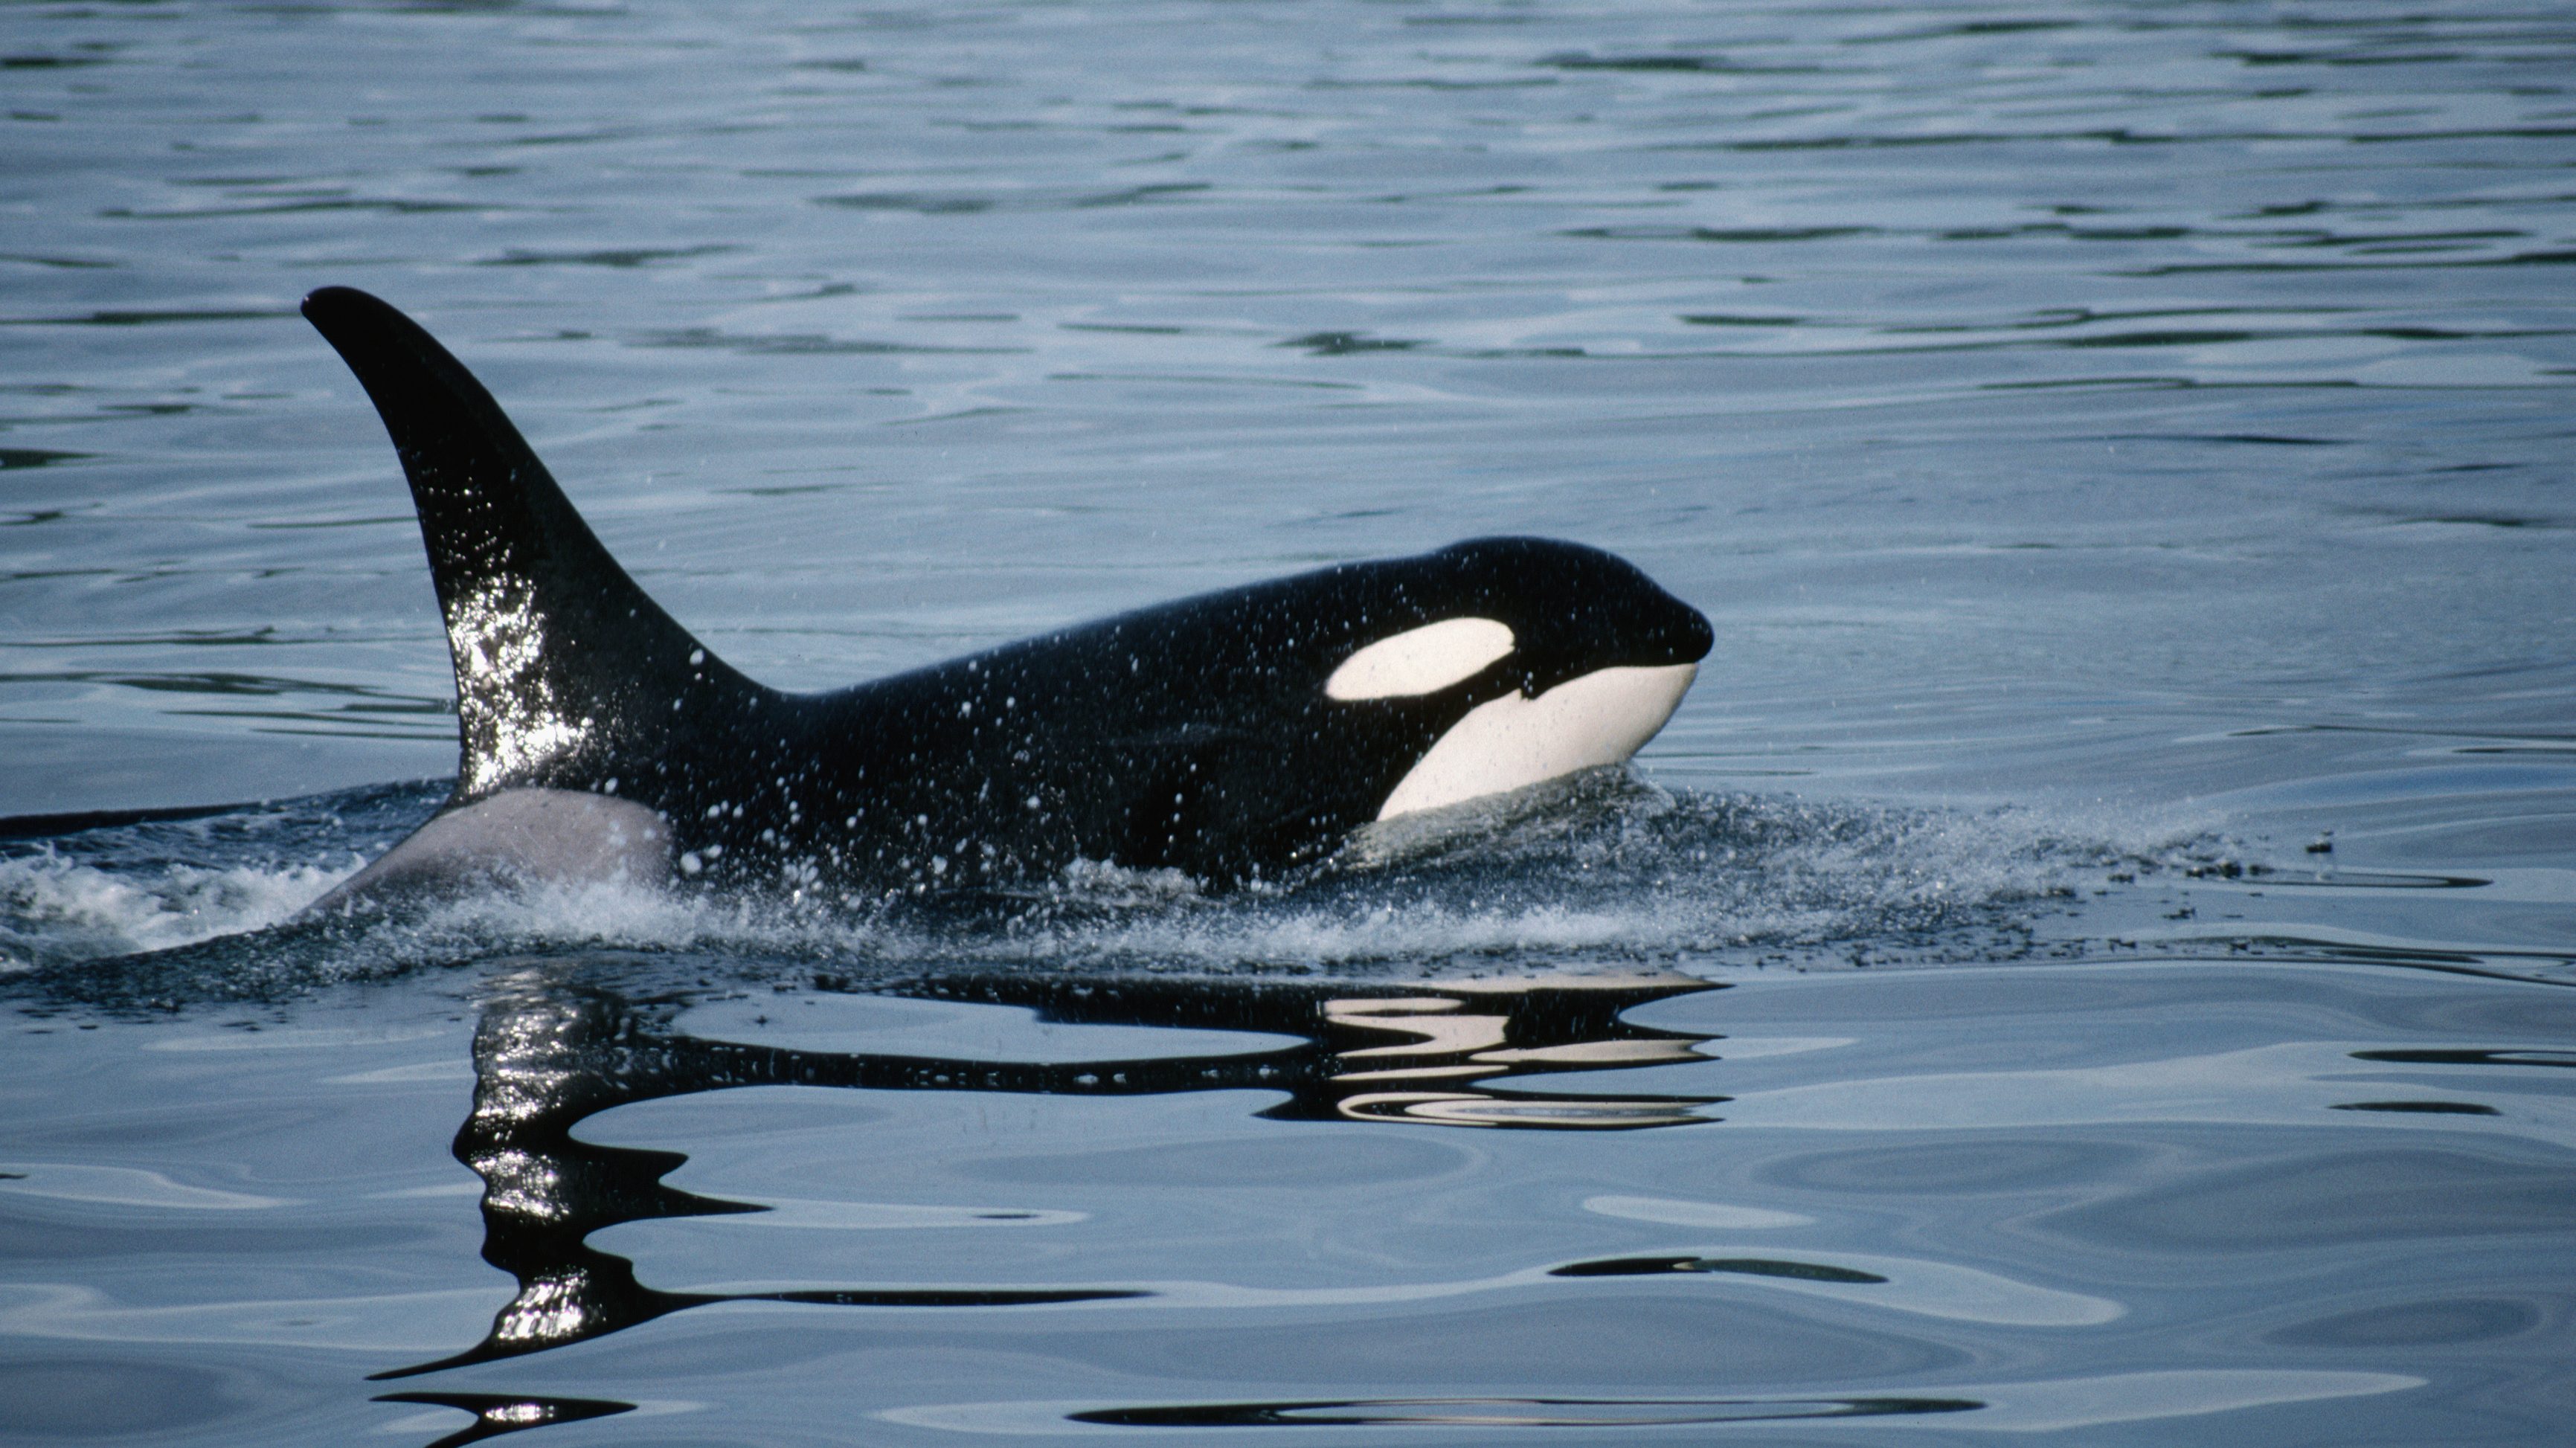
[4,1,2575,1444]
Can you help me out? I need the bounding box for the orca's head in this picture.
[1323,538,1715,820]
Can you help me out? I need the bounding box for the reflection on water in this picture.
[1068,1391,1981,1427]
[394,971,1721,1383]
[370,1391,633,1448]
[0,953,2565,1445]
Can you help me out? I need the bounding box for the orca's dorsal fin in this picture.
[303,286,765,805]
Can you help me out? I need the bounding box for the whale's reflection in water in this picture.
[1068,1393,1980,1427]
[382,969,1726,1399]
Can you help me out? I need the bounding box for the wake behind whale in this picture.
[296,288,1714,910]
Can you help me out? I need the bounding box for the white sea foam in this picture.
[2,778,2238,989]
[0,849,359,974]
[411,788,2203,976]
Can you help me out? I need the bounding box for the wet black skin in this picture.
[301,286,1713,893]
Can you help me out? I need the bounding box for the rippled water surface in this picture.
[4,1,2575,1444]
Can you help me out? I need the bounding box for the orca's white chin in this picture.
[1375,663,1698,821]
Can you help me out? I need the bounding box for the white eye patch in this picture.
[1324,617,1515,701]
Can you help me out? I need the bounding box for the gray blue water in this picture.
[4,1,2575,1444]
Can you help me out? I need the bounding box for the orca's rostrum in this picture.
[298,286,1712,907]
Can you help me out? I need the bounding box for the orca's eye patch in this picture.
[1324,617,1515,701]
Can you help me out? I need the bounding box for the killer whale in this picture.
[298,286,1712,907]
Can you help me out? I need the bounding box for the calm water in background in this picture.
[4,1,2575,1444]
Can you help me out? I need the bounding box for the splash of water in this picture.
[0,848,356,971]
[1,772,2230,1006]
